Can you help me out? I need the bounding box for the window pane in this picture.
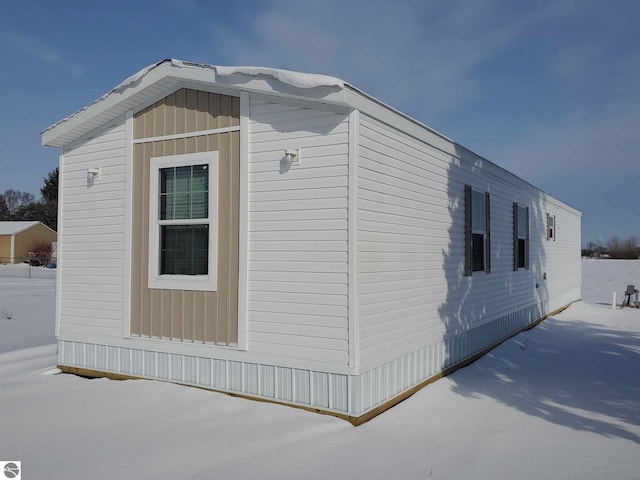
[518,238,526,268]
[159,194,168,220]
[159,169,173,220]
[173,193,190,219]
[517,206,527,237]
[191,164,208,219]
[160,168,171,194]
[472,191,485,232]
[174,166,191,193]
[160,225,209,275]
[192,165,208,190]
[191,190,208,219]
[158,164,208,220]
[472,233,485,271]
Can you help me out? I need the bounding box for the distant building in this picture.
[0,221,57,264]
[42,60,582,424]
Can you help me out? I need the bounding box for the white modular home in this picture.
[42,59,581,424]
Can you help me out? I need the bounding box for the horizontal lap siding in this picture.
[357,116,452,368]
[357,115,581,370]
[539,201,581,311]
[247,100,350,364]
[59,119,127,338]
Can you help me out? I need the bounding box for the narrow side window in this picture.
[513,203,529,270]
[465,185,490,275]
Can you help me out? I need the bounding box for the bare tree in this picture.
[2,189,35,216]
[0,195,9,220]
[607,235,639,259]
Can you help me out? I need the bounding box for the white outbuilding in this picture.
[42,59,581,424]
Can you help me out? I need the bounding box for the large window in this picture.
[465,185,491,276]
[149,152,218,291]
[513,203,529,270]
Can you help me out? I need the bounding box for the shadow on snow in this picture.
[450,316,640,443]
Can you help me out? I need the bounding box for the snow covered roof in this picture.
[42,58,455,151]
[0,221,43,236]
[214,66,345,89]
[41,59,353,148]
[41,59,573,208]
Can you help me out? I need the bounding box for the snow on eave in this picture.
[213,66,345,89]
[41,59,350,148]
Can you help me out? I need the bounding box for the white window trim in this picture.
[148,151,219,291]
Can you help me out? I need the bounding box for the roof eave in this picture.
[42,61,179,148]
[42,60,350,149]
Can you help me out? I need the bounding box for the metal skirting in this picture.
[58,340,350,414]
[58,289,580,419]
[350,288,581,415]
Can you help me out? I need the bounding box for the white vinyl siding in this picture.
[357,114,453,369]
[247,99,350,364]
[58,119,127,338]
[357,114,581,371]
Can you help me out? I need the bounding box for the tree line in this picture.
[582,236,640,259]
[0,168,58,231]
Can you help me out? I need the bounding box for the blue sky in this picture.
[1,0,638,245]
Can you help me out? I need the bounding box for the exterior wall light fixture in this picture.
[284,148,301,168]
[87,167,101,185]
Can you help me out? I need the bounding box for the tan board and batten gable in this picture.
[131,88,240,344]
[44,60,581,424]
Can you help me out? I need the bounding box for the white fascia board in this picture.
[42,63,182,148]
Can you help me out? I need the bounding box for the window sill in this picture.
[148,275,217,292]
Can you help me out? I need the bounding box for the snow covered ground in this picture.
[1,260,639,479]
